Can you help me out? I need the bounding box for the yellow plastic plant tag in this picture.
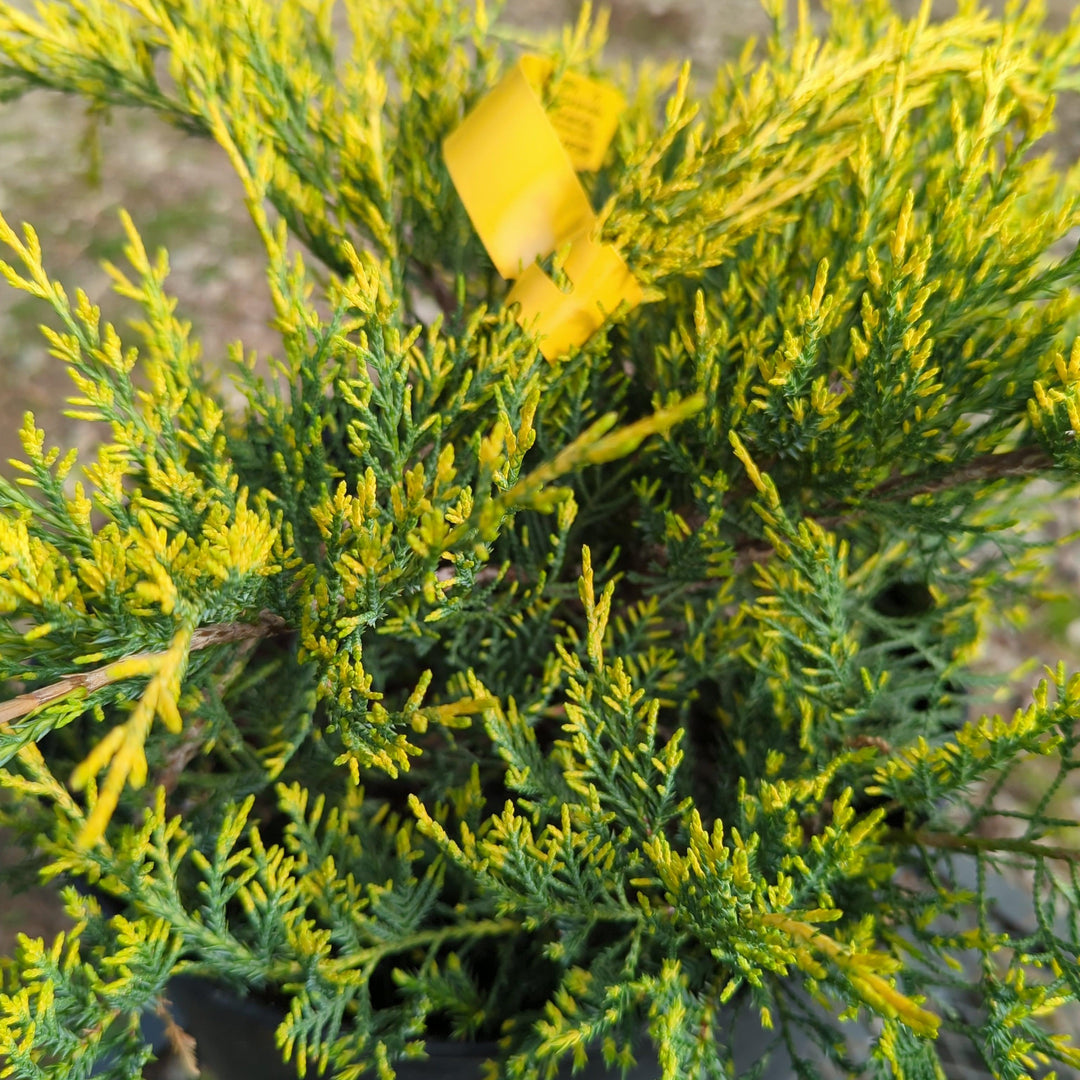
[519,55,624,171]
[443,55,641,357]
[507,233,643,360]
[443,60,593,278]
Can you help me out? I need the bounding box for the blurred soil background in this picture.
[2,0,1080,1074]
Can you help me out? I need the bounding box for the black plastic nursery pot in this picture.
[164,976,663,1080]
[163,912,1014,1080]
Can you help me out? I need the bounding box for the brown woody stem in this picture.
[736,445,1053,564]
[868,445,1051,500]
[0,611,289,726]
[889,828,1079,864]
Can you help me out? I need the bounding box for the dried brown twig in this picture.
[154,998,200,1077]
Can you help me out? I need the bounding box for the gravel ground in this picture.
[2,2,1080,1077]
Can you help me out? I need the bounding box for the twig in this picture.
[869,445,1051,500]
[154,998,199,1078]
[0,611,289,727]
[155,718,207,796]
[734,445,1054,565]
[889,828,1080,864]
[152,626,268,794]
[408,259,457,320]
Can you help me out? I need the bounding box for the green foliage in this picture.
[1,0,1080,1077]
